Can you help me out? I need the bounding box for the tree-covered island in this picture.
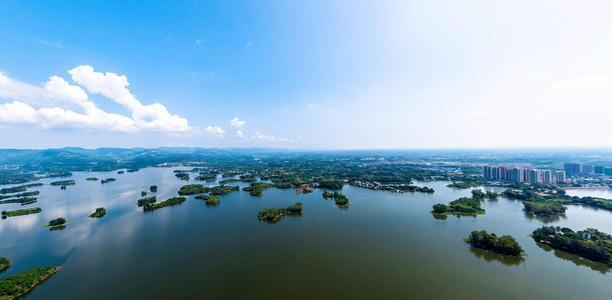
[100,178,116,184]
[46,217,67,229]
[89,207,107,218]
[432,197,485,217]
[137,196,157,207]
[532,226,612,266]
[466,230,524,256]
[257,202,303,223]
[322,191,350,208]
[195,195,220,205]
[177,184,208,196]
[142,197,186,211]
[50,180,75,186]
[0,266,59,299]
[0,257,9,273]
[1,207,42,219]
[209,185,239,196]
[242,182,274,197]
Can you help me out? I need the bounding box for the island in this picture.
[0,266,59,299]
[175,172,189,180]
[149,185,158,192]
[209,185,239,196]
[89,207,106,218]
[0,257,9,272]
[242,182,274,197]
[177,184,208,196]
[86,177,99,181]
[117,170,125,174]
[195,195,220,205]
[195,172,218,181]
[322,191,350,208]
[101,178,116,184]
[432,197,485,217]
[1,207,42,219]
[50,180,75,186]
[466,230,524,256]
[532,226,612,266]
[523,200,566,217]
[46,217,67,229]
[257,202,303,223]
[142,197,186,211]
[137,196,156,207]
[447,181,482,189]
[0,191,39,205]
[317,179,344,190]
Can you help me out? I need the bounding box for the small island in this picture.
[466,230,524,256]
[86,177,99,181]
[0,257,9,272]
[523,200,566,217]
[432,197,485,217]
[257,202,303,223]
[242,182,274,197]
[46,217,67,229]
[177,184,208,196]
[0,266,59,299]
[50,180,75,186]
[89,207,106,218]
[532,226,612,266]
[175,172,190,180]
[209,185,239,196]
[101,178,116,184]
[322,191,350,208]
[149,185,158,192]
[137,196,157,207]
[447,181,482,189]
[1,207,42,219]
[195,195,220,205]
[142,197,186,211]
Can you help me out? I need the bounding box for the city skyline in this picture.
[2,1,612,149]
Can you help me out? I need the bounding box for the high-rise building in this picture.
[542,170,552,184]
[523,169,531,183]
[554,171,566,183]
[483,166,492,179]
[594,166,605,174]
[581,165,594,175]
[564,163,581,176]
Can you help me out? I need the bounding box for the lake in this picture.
[1,167,611,299]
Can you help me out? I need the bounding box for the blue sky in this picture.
[1,0,611,149]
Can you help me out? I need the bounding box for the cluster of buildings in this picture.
[563,163,612,176]
[483,165,566,184]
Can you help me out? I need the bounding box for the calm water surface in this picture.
[1,167,611,299]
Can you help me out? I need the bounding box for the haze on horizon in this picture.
[1,0,611,150]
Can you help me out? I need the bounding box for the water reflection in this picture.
[468,247,525,266]
[536,243,611,274]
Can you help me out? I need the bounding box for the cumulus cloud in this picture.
[0,66,193,134]
[230,117,245,129]
[204,126,225,136]
[250,131,288,142]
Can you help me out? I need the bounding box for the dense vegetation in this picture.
[101,178,116,184]
[1,207,42,218]
[86,177,99,181]
[466,230,523,256]
[322,191,350,207]
[532,226,612,266]
[50,180,75,186]
[447,181,482,189]
[195,195,220,205]
[0,266,58,299]
[142,197,186,211]
[175,172,189,180]
[258,202,303,223]
[149,185,158,192]
[523,200,567,217]
[177,184,208,196]
[432,197,485,216]
[242,182,274,197]
[209,185,239,196]
[47,217,67,228]
[0,257,9,272]
[317,179,345,190]
[137,196,157,207]
[89,207,107,218]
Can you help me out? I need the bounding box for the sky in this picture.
[0,0,611,149]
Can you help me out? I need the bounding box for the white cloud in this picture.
[236,130,244,137]
[0,66,192,134]
[230,116,245,129]
[204,126,225,136]
[306,103,314,109]
[250,131,288,142]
